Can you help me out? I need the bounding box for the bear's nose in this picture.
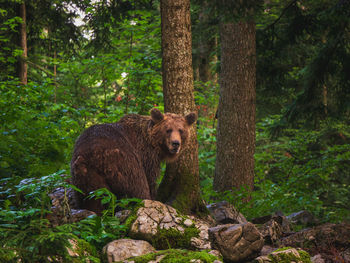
[172,141,180,148]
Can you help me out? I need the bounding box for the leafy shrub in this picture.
[0,171,99,262]
[0,171,131,262]
[0,79,81,179]
[195,81,218,196]
[245,117,350,222]
[199,115,350,223]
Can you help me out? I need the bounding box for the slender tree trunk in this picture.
[322,85,328,115]
[214,21,256,195]
[19,2,27,85]
[54,50,57,103]
[157,0,206,215]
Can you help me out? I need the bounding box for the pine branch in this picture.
[264,0,298,31]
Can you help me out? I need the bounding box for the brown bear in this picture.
[70,108,197,213]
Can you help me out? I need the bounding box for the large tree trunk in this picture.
[157,0,206,215]
[19,2,27,85]
[214,21,256,195]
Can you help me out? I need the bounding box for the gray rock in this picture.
[260,245,277,256]
[209,222,264,262]
[207,201,247,225]
[49,186,79,209]
[129,200,211,250]
[184,218,193,226]
[70,209,96,221]
[115,210,132,223]
[253,212,291,234]
[49,186,95,226]
[287,210,316,226]
[103,239,155,263]
[189,215,212,250]
[130,200,182,239]
[254,255,272,263]
[281,222,350,248]
[208,250,222,258]
[258,218,283,245]
[311,254,325,263]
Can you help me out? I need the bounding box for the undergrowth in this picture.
[0,171,138,262]
[200,116,350,223]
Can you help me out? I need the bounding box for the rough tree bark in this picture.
[19,2,27,85]
[157,0,207,215]
[214,21,256,195]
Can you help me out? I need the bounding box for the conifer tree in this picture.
[214,0,261,196]
[157,0,206,215]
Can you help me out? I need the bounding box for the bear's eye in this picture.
[179,129,183,134]
[166,129,172,134]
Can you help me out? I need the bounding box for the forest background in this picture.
[0,0,349,261]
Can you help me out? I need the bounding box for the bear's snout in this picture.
[168,130,182,154]
[170,140,181,153]
[172,140,180,148]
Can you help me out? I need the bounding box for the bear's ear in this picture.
[151,108,164,123]
[185,112,197,126]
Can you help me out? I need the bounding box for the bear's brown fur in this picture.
[71,108,197,213]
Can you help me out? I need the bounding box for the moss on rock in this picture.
[151,225,200,249]
[69,238,100,263]
[268,247,311,263]
[119,249,221,263]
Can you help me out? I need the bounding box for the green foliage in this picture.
[0,213,101,262]
[58,9,163,120]
[243,117,350,222]
[0,215,75,262]
[256,0,350,123]
[0,7,22,78]
[0,171,101,262]
[88,188,117,217]
[63,192,142,251]
[0,171,132,261]
[195,81,218,192]
[0,79,81,179]
[60,214,125,253]
[200,115,350,223]
[0,170,69,211]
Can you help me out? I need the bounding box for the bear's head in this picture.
[150,108,197,161]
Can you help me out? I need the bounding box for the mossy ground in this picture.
[120,249,221,263]
[268,247,312,263]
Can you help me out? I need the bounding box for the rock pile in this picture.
[49,190,350,263]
